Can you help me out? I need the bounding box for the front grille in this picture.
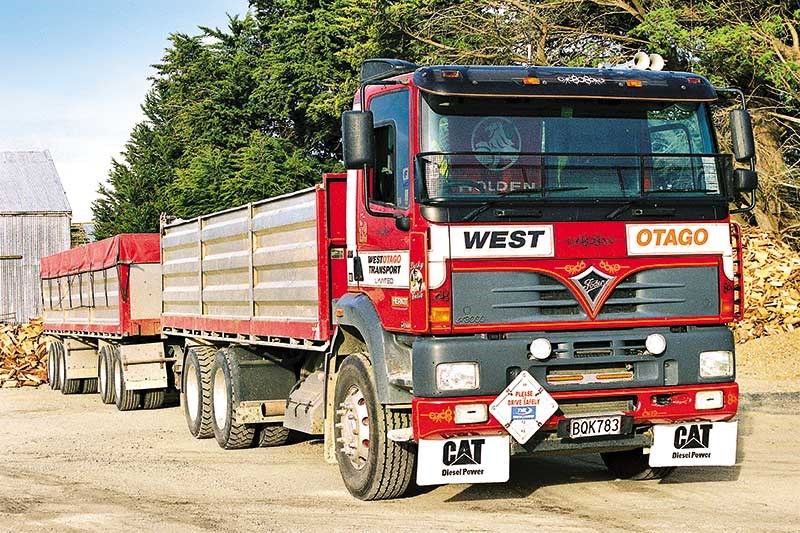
[451,266,718,324]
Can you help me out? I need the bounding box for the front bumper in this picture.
[412,382,738,453]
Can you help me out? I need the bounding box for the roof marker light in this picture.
[626,79,643,88]
[523,77,541,85]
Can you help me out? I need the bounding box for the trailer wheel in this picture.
[601,448,675,480]
[256,425,292,447]
[113,348,141,411]
[60,344,81,395]
[81,378,98,394]
[47,341,61,390]
[211,348,256,449]
[334,353,415,500]
[98,346,115,404]
[142,390,166,410]
[182,346,215,439]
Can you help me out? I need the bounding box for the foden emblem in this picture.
[570,266,615,312]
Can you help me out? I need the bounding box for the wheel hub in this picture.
[338,385,370,470]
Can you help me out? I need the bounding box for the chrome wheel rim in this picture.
[185,359,199,423]
[48,345,55,384]
[58,346,66,385]
[99,354,107,396]
[338,384,370,470]
[114,357,122,399]
[213,367,228,430]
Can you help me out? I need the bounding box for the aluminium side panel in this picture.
[161,188,323,341]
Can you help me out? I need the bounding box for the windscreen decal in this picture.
[450,225,554,258]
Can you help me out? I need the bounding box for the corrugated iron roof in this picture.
[0,150,72,214]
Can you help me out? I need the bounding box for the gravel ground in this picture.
[0,333,798,532]
[737,329,800,393]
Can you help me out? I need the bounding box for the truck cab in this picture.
[334,58,756,498]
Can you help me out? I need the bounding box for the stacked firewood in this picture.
[734,225,800,342]
[0,318,47,388]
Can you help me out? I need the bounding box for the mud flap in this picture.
[649,421,738,467]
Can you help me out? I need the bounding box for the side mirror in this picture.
[734,168,758,193]
[342,110,374,169]
[730,109,755,162]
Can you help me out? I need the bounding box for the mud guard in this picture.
[334,293,412,405]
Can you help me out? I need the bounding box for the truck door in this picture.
[355,87,412,329]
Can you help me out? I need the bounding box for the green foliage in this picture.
[94,0,800,238]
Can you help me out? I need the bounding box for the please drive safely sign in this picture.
[489,371,558,444]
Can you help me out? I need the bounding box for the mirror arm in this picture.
[730,190,756,214]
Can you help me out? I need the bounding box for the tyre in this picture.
[81,378,98,394]
[601,448,675,480]
[60,344,81,395]
[142,390,166,410]
[256,425,292,447]
[334,353,415,500]
[211,348,256,449]
[181,346,215,439]
[113,348,141,411]
[47,341,61,390]
[98,346,115,404]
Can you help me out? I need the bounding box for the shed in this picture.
[0,150,71,322]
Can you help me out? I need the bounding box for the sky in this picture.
[0,0,250,221]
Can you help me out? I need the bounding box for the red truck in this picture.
[42,58,758,500]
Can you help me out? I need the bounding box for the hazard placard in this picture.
[489,371,558,444]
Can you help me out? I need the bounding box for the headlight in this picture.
[436,362,479,391]
[699,350,734,378]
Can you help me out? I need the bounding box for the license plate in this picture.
[416,435,510,486]
[565,415,623,438]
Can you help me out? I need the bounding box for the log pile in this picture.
[0,318,47,388]
[735,225,800,342]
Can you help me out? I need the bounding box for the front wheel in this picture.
[334,353,415,500]
[601,448,675,480]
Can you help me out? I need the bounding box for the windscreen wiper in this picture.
[461,186,588,222]
[607,200,677,220]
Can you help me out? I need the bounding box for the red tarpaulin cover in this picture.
[40,234,160,279]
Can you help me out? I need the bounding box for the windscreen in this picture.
[418,95,727,201]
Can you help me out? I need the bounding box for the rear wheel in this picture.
[181,346,215,439]
[47,342,61,390]
[334,353,415,500]
[98,346,115,404]
[142,390,166,410]
[601,448,675,480]
[211,349,256,449]
[60,344,81,395]
[113,349,141,411]
[256,425,292,447]
[81,378,98,394]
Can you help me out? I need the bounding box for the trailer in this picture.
[41,234,167,409]
[40,57,761,501]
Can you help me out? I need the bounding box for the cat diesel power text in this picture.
[41,57,759,500]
